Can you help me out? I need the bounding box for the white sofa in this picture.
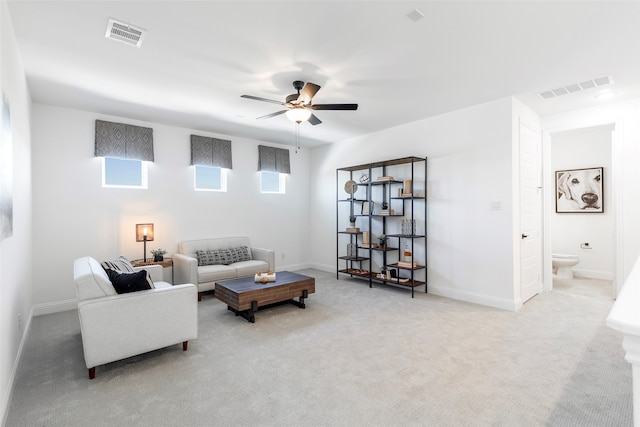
[173,236,275,300]
[73,256,198,379]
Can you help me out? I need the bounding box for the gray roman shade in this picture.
[258,145,290,174]
[95,120,154,161]
[190,135,232,169]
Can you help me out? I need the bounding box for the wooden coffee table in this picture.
[214,271,315,323]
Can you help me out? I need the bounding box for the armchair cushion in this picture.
[106,269,153,294]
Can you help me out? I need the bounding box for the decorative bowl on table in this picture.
[254,271,276,283]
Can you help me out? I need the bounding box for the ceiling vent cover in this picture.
[105,18,146,48]
[537,76,613,100]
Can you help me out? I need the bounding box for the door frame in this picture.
[542,117,623,295]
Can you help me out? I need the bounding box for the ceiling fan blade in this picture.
[308,113,322,125]
[241,94,286,106]
[311,103,358,111]
[298,82,321,104]
[256,110,287,120]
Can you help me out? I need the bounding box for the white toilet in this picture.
[552,253,580,279]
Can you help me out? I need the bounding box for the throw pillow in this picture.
[235,246,251,262]
[197,246,252,266]
[106,269,152,294]
[196,250,216,266]
[101,256,154,289]
[101,256,135,273]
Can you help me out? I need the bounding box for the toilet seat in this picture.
[553,253,579,260]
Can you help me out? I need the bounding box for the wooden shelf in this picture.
[336,156,426,172]
[339,271,426,288]
[338,256,370,262]
[370,246,397,252]
[373,277,426,288]
[370,180,403,186]
[388,262,426,271]
[338,269,371,277]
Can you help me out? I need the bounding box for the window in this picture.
[95,120,154,188]
[102,157,148,188]
[257,145,289,194]
[260,171,285,194]
[195,165,227,191]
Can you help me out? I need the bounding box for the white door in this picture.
[520,118,542,303]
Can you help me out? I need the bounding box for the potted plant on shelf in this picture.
[349,215,357,227]
[150,248,167,262]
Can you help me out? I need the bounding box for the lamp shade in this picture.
[135,223,154,241]
[285,108,311,123]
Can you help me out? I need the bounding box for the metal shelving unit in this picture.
[336,156,427,297]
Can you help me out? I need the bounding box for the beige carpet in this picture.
[5,271,632,426]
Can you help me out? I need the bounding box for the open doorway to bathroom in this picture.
[546,124,616,296]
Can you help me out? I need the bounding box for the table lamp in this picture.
[135,223,154,262]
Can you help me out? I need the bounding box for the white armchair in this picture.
[73,256,198,379]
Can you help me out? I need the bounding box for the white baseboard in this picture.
[427,285,519,311]
[573,268,614,280]
[308,264,519,311]
[32,299,77,316]
[1,307,34,427]
[306,262,334,273]
[279,262,315,272]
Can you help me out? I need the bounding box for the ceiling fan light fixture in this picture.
[286,108,312,123]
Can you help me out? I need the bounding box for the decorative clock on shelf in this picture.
[344,180,358,196]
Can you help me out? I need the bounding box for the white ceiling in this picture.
[6,0,640,148]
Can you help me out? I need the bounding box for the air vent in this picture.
[538,76,613,100]
[105,18,146,48]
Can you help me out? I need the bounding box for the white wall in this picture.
[551,125,614,279]
[0,1,33,423]
[310,97,519,310]
[544,98,640,287]
[30,104,311,313]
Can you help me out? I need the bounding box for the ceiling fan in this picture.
[241,80,358,125]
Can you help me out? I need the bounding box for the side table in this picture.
[131,258,174,284]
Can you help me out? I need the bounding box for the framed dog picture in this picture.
[555,167,603,213]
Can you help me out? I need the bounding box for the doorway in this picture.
[543,121,620,296]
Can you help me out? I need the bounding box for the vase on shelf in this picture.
[403,243,413,264]
[154,255,163,262]
[402,219,416,235]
